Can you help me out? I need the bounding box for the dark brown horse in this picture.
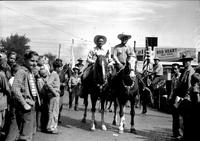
[81,55,109,131]
[111,54,139,133]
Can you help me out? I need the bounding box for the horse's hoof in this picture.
[112,121,117,126]
[90,125,96,131]
[123,123,126,128]
[81,118,86,123]
[94,121,98,126]
[119,129,124,134]
[102,124,107,131]
[130,128,136,133]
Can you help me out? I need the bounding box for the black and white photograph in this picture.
[0,0,200,141]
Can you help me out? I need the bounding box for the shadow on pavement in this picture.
[59,114,175,141]
[130,127,175,141]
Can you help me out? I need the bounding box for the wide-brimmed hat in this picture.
[179,53,193,61]
[94,35,107,45]
[77,58,83,62]
[154,56,160,61]
[73,66,80,71]
[118,33,131,40]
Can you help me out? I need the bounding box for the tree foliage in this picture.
[0,34,30,64]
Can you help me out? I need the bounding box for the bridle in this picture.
[95,56,108,93]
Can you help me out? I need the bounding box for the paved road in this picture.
[33,93,175,141]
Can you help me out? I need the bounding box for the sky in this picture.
[0,0,200,62]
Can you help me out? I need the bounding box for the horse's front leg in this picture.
[112,98,118,126]
[81,94,88,123]
[100,98,107,131]
[90,94,98,131]
[130,99,136,133]
[119,102,126,134]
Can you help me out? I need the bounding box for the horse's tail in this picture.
[143,87,154,106]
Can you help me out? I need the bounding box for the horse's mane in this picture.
[93,55,108,85]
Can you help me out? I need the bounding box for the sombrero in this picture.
[73,66,79,71]
[179,53,193,61]
[94,35,107,45]
[118,33,131,40]
[77,58,83,61]
[154,56,160,61]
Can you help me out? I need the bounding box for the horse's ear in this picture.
[106,50,110,58]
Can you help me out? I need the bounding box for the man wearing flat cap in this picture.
[113,33,135,71]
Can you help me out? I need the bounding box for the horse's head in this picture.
[94,55,109,86]
[125,53,137,79]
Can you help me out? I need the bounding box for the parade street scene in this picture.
[0,0,200,141]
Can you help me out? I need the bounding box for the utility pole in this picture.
[58,43,61,59]
[71,39,75,67]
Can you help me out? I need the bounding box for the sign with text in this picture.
[135,47,197,62]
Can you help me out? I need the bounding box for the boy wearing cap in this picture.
[168,63,182,139]
[68,67,81,111]
[75,58,84,75]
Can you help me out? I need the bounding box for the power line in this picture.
[3,5,92,43]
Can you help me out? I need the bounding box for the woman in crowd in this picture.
[46,59,63,134]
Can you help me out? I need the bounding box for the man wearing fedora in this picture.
[176,53,195,140]
[113,33,135,72]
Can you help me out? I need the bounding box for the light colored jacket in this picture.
[87,47,107,64]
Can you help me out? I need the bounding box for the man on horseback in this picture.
[149,56,164,108]
[82,35,108,80]
[151,57,164,86]
[80,35,109,98]
[113,33,136,72]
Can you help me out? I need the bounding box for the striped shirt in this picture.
[29,73,38,97]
